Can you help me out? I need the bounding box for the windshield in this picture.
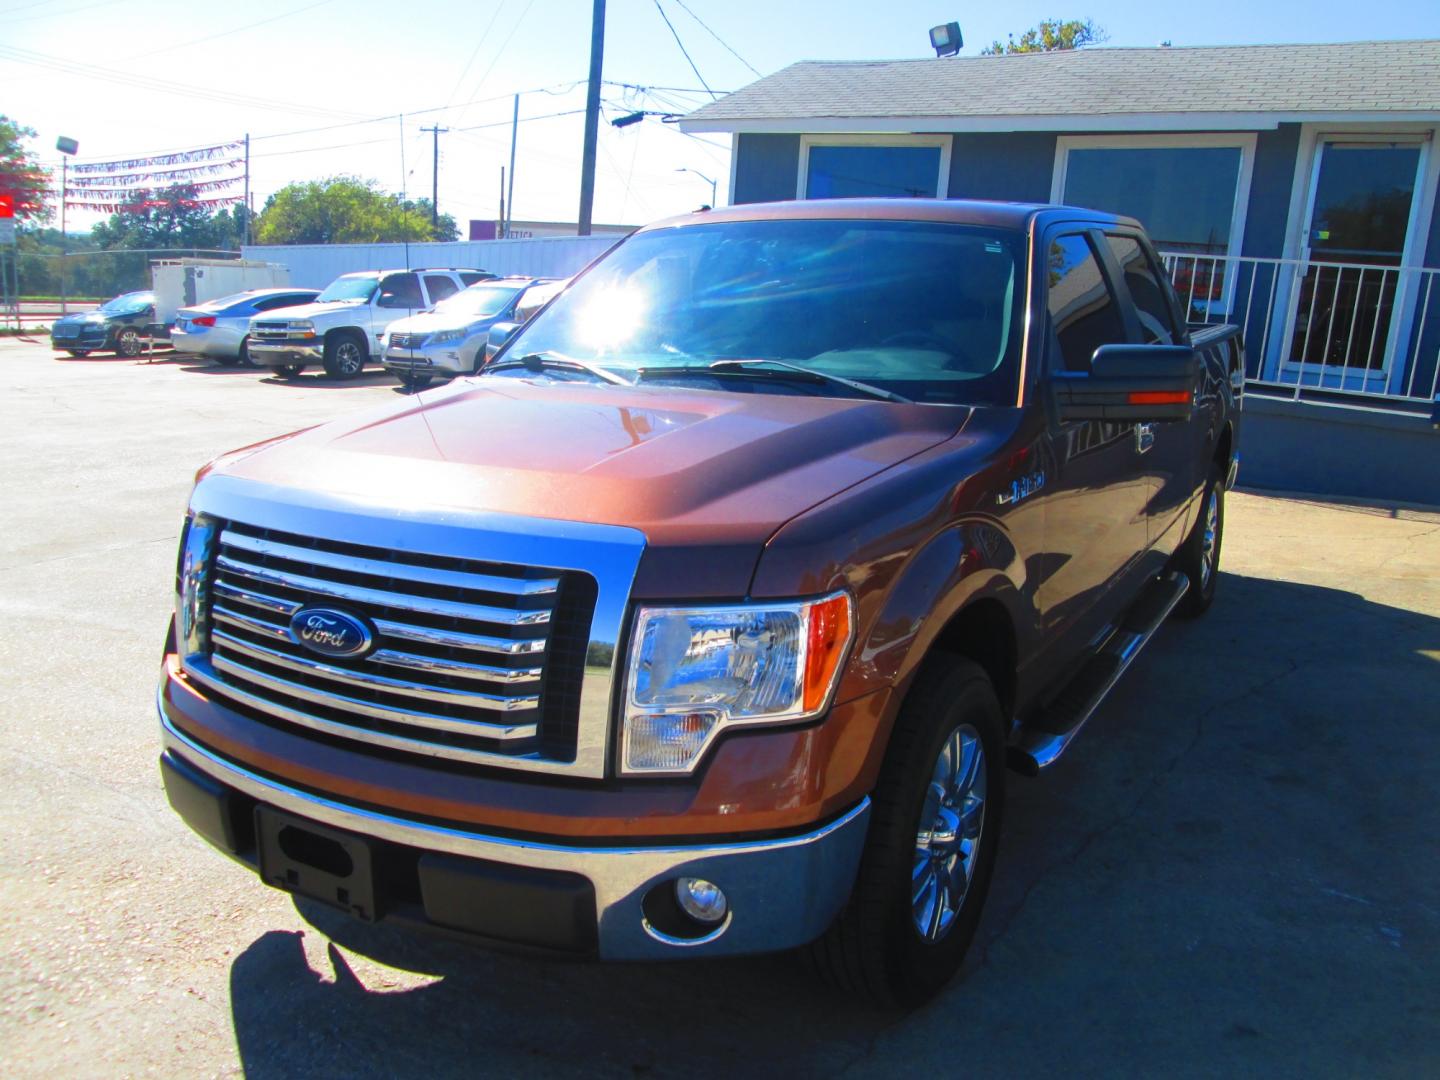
[435,284,521,318]
[98,291,152,315]
[316,276,377,303]
[490,220,1024,405]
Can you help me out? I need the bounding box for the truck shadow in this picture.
[258,371,396,389]
[227,569,1440,1078]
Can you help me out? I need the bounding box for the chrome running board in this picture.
[1010,570,1189,776]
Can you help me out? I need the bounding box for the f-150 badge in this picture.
[997,471,1046,506]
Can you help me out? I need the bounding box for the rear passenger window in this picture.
[378,273,422,308]
[1047,234,1126,372]
[459,272,492,286]
[423,274,459,304]
[254,295,305,312]
[1106,235,1177,345]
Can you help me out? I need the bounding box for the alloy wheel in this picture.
[912,723,987,941]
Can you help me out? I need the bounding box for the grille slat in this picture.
[219,529,559,597]
[194,521,593,767]
[212,630,541,708]
[215,554,551,626]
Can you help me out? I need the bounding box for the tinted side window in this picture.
[1047,234,1126,372]
[423,274,459,304]
[254,294,308,311]
[459,271,493,286]
[1106,234,1177,345]
[378,273,422,308]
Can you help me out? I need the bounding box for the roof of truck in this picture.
[640,198,1133,233]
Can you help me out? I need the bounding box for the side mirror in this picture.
[1050,344,1197,423]
[483,321,520,363]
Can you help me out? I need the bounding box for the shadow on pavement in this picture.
[258,371,396,389]
[227,571,1440,1078]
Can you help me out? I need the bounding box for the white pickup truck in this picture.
[246,268,493,379]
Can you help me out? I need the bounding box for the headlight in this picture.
[288,320,316,339]
[177,512,219,657]
[430,327,464,345]
[620,592,853,774]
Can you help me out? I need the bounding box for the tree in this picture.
[982,18,1107,55]
[254,177,452,245]
[0,115,53,224]
[89,185,244,251]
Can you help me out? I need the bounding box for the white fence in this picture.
[1160,250,1440,411]
[240,235,620,290]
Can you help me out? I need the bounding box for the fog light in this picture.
[675,877,728,924]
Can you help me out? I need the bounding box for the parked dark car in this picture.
[50,291,165,358]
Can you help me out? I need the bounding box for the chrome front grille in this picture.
[186,519,596,766]
[252,321,290,340]
[389,332,428,349]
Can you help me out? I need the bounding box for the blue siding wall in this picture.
[732,133,800,204]
[947,133,1056,202]
[1241,124,1300,257]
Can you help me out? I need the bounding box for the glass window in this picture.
[377,273,422,308]
[423,274,459,304]
[434,284,522,317]
[459,271,494,286]
[805,145,942,199]
[252,293,315,312]
[496,219,1024,406]
[1047,234,1125,373]
[1106,235,1177,345]
[317,276,378,303]
[1064,146,1242,256]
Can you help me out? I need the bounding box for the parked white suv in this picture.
[247,268,493,379]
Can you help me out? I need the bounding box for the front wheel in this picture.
[398,373,432,391]
[65,349,91,358]
[235,336,254,367]
[809,657,1005,1007]
[114,328,142,358]
[1174,462,1224,618]
[322,334,367,379]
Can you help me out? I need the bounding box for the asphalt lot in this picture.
[2,336,1438,1078]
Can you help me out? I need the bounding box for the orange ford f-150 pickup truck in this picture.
[159,199,1241,1005]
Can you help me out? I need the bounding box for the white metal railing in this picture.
[1159,251,1440,412]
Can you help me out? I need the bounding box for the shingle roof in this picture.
[680,40,1440,130]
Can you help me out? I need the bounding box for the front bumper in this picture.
[382,344,475,378]
[249,340,325,368]
[159,702,869,961]
[50,325,110,350]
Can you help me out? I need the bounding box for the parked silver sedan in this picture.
[171,288,321,366]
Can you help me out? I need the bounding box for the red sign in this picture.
[0,194,14,219]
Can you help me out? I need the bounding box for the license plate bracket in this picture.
[255,806,380,921]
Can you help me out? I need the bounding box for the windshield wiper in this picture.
[486,351,632,386]
[703,358,912,404]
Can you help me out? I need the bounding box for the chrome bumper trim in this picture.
[159,705,870,960]
[249,342,324,364]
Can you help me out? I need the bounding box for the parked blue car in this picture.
[50,291,163,358]
[171,288,321,366]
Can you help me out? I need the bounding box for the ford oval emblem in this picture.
[288,607,374,658]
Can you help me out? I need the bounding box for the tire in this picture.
[235,336,254,367]
[65,349,91,357]
[322,333,367,379]
[274,363,305,380]
[399,373,432,391]
[1174,462,1224,618]
[114,328,142,358]
[809,656,1006,1007]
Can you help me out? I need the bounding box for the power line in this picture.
[456,0,540,125]
[135,0,339,60]
[444,0,508,107]
[650,0,716,99]
[670,0,761,77]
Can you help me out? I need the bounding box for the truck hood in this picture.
[209,378,969,595]
[251,299,369,324]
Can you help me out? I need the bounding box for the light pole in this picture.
[675,167,717,208]
[55,136,78,315]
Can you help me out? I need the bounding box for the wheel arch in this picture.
[925,598,1018,720]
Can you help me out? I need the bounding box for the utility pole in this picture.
[505,94,518,239]
[498,166,505,240]
[577,0,605,236]
[242,133,251,248]
[421,124,449,227]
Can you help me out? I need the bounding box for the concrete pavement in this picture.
[1,337,1437,1077]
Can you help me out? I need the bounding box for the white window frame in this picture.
[1051,133,1257,313]
[796,134,952,201]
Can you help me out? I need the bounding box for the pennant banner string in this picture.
[70,142,243,175]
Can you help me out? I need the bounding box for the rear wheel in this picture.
[274,363,304,380]
[1174,462,1224,618]
[235,336,254,367]
[114,328,142,358]
[323,333,367,379]
[809,657,1005,1007]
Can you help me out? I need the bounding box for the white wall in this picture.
[239,235,620,289]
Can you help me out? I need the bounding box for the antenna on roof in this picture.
[929,22,963,58]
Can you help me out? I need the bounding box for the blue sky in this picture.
[4,0,1438,231]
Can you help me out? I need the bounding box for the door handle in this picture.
[1134,423,1156,454]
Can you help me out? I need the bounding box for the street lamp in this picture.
[56,136,78,315]
[675,167,717,208]
[929,22,963,57]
